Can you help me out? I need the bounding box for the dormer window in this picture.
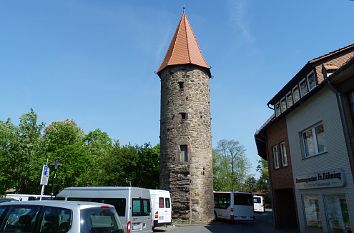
[286,91,293,108]
[307,71,316,91]
[280,97,287,113]
[299,78,308,97]
[275,102,281,117]
[293,85,300,103]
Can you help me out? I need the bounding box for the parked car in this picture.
[0,200,124,233]
[56,186,152,233]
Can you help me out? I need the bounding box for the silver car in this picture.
[0,200,124,233]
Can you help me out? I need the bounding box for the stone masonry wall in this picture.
[159,65,214,223]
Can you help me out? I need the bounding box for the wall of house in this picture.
[287,87,354,233]
[266,118,298,228]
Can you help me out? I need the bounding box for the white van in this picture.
[56,186,152,233]
[149,189,172,230]
[253,195,265,213]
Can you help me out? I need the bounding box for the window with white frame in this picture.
[301,123,327,158]
[275,102,281,117]
[279,142,288,167]
[286,91,293,108]
[272,145,279,169]
[307,71,316,91]
[280,97,287,113]
[292,86,300,103]
[299,78,309,97]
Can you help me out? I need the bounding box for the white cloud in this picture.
[227,0,255,43]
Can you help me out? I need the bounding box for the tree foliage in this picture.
[0,110,160,195]
[213,139,251,192]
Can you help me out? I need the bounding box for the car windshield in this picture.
[80,207,124,233]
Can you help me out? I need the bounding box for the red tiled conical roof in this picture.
[157,11,210,75]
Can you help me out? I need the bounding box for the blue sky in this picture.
[1,0,353,175]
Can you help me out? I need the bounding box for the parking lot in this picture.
[154,211,298,233]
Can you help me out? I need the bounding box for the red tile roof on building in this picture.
[309,43,354,63]
[157,10,210,75]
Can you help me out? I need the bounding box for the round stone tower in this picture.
[156,10,214,223]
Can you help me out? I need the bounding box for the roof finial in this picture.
[182,5,186,14]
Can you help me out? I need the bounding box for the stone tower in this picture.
[156,10,214,223]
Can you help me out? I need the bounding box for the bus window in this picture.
[234,193,253,206]
[67,198,126,217]
[214,193,230,209]
[132,199,150,216]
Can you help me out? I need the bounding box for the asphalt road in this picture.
[153,211,298,233]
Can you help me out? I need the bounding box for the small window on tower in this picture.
[180,145,188,162]
[180,112,187,120]
[178,81,184,90]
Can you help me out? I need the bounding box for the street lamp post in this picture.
[50,160,62,199]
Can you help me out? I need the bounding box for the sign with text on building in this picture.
[295,169,345,189]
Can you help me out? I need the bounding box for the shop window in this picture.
[325,195,351,232]
[279,142,288,167]
[303,195,322,229]
[180,145,188,163]
[292,85,300,103]
[272,145,279,169]
[286,91,293,108]
[301,123,327,158]
[275,102,281,117]
[307,71,317,91]
[299,78,309,97]
[280,97,287,113]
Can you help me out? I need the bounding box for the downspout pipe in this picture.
[325,78,354,182]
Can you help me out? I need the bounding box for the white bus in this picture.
[56,186,152,233]
[5,194,52,201]
[214,191,255,222]
[253,195,265,213]
[149,189,172,230]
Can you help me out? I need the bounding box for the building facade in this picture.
[255,43,354,232]
[157,11,214,223]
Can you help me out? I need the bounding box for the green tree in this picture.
[214,139,251,192]
[102,143,160,188]
[244,176,257,193]
[79,129,113,186]
[0,119,20,193]
[16,110,45,194]
[43,120,87,194]
[256,159,269,193]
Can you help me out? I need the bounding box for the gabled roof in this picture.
[157,10,210,76]
[268,43,354,105]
